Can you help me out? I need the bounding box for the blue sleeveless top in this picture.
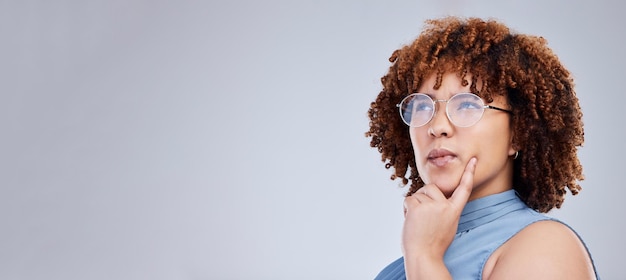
[374,190,599,279]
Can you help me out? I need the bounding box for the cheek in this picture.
[473,134,511,169]
[409,128,431,173]
[409,128,427,154]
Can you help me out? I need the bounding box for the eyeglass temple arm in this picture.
[485,105,513,114]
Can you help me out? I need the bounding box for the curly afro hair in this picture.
[366,16,584,213]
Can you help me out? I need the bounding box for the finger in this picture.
[412,192,433,204]
[403,192,430,216]
[450,157,477,207]
[416,184,446,201]
[403,196,416,217]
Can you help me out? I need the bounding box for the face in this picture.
[410,72,516,200]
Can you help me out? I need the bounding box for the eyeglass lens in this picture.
[399,93,486,127]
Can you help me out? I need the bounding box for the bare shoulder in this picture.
[484,220,596,280]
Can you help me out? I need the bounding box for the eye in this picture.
[451,94,483,111]
[457,100,482,110]
[413,100,434,112]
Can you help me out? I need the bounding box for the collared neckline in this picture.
[457,190,526,233]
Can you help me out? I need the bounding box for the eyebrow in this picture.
[416,92,441,100]
[422,93,437,99]
[418,92,473,101]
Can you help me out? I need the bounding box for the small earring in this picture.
[514,151,519,160]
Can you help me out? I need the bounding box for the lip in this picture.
[427,148,457,167]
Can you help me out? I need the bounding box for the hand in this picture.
[401,158,477,262]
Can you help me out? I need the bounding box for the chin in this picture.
[425,178,462,197]
[422,166,464,196]
[437,184,457,198]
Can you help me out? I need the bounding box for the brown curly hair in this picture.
[366,16,584,213]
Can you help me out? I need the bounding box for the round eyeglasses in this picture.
[397,93,513,127]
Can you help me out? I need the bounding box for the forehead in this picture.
[416,72,508,105]
[417,72,481,95]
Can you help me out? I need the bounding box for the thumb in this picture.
[450,157,477,207]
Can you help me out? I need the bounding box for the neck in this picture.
[467,158,514,201]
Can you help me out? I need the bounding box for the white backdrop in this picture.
[1,0,622,279]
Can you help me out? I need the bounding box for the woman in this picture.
[366,17,599,279]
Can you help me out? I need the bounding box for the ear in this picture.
[508,146,517,157]
[508,131,518,157]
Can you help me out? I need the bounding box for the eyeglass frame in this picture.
[396,92,513,127]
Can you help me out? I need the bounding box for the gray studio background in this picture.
[2,0,623,279]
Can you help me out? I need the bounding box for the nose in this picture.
[428,102,454,137]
